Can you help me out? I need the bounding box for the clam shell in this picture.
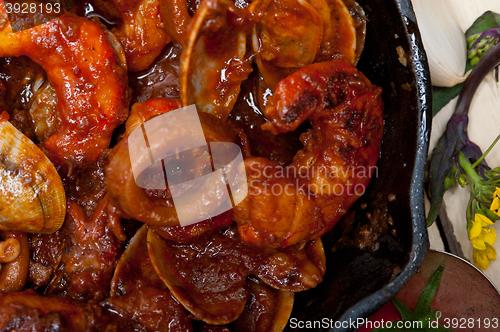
[271,290,294,332]
[180,0,253,120]
[110,224,165,297]
[0,121,65,233]
[147,226,325,325]
[147,227,249,324]
[229,277,294,332]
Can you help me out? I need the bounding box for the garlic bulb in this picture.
[411,0,467,87]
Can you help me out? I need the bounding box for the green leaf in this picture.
[370,327,404,332]
[390,298,414,321]
[427,132,455,227]
[378,267,456,332]
[432,83,464,116]
[433,326,460,332]
[414,266,445,316]
[465,11,500,39]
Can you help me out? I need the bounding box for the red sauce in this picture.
[129,44,182,104]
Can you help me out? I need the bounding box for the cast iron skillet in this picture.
[285,0,431,330]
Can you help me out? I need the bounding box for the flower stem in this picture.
[472,133,500,169]
[459,151,482,184]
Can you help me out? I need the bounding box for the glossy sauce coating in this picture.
[0,288,190,331]
[147,225,325,323]
[0,7,130,166]
[0,0,380,330]
[30,195,121,301]
[89,0,171,71]
[235,60,384,248]
[103,287,193,331]
[106,98,240,227]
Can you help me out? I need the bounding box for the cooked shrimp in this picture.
[234,60,384,248]
[159,0,193,45]
[91,0,171,71]
[0,6,130,166]
[106,98,240,227]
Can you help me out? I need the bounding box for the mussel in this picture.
[0,119,65,233]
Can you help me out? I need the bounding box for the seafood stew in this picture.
[0,0,430,331]
[287,0,431,329]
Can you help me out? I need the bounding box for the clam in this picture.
[147,227,249,325]
[271,290,295,332]
[229,277,295,332]
[250,0,360,91]
[147,226,325,325]
[110,224,165,297]
[180,0,253,120]
[0,120,65,233]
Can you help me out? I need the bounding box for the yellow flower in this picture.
[473,244,497,270]
[469,214,497,250]
[491,188,500,218]
[491,197,500,217]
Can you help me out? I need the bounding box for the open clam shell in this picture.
[229,277,294,332]
[147,227,249,324]
[251,0,324,69]
[147,226,325,325]
[251,0,361,91]
[271,290,295,332]
[110,224,165,297]
[180,0,253,120]
[0,120,65,233]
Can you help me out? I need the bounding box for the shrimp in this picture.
[0,6,130,166]
[106,98,241,227]
[234,59,384,248]
[159,0,193,45]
